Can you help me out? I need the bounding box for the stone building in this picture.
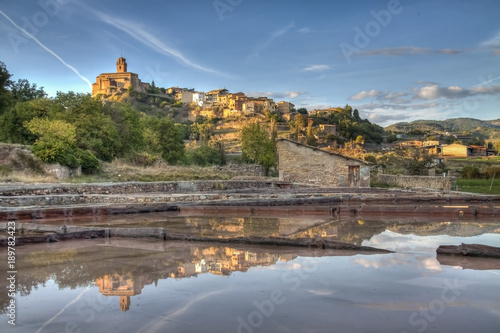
[277,101,295,114]
[441,143,470,157]
[92,57,149,96]
[276,138,370,187]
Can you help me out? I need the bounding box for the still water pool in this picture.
[1,214,499,333]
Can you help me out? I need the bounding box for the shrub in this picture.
[128,152,162,166]
[460,165,480,179]
[186,145,225,166]
[76,149,101,174]
[484,166,500,179]
[364,155,377,164]
[0,165,12,176]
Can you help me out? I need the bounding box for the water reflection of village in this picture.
[2,218,499,314]
[94,246,296,311]
[85,214,500,246]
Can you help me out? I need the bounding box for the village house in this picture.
[277,101,295,115]
[175,89,195,104]
[205,89,229,104]
[309,107,343,117]
[319,124,337,136]
[92,57,149,96]
[166,87,183,95]
[227,93,247,111]
[441,143,470,157]
[276,138,371,187]
[242,97,277,115]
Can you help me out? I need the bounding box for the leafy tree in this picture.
[294,113,308,129]
[387,134,398,143]
[495,141,500,153]
[0,61,13,115]
[9,79,46,102]
[306,121,317,146]
[296,108,308,115]
[0,98,51,144]
[190,120,214,144]
[353,108,361,122]
[240,120,276,174]
[25,118,79,167]
[103,102,144,157]
[364,155,377,164]
[52,92,121,161]
[186,145,224,166]
[398,149,435,175]
[142,116,185,164]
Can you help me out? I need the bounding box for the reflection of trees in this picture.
[289,220,500,246]
[243,218,280,237]
[0,243,296,314]
[388,222,500,237]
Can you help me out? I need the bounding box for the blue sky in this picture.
[0,0,499,126]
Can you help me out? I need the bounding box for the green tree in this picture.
[103,102,144,157]
[294,113,308,129]
[52,92,121,161]
[399,149,435,175]
[306,121,317,146]
[9,79,46,102]
[190,120,214,144]
[387,134,398,143]
[296,108,308,115]
[240,120,276,174]
[25,118,79,167]
[0,98,51,144]
[186,145,224,166]
[0,61,13,116]
[142,116,185,164]
[495,141,500,153]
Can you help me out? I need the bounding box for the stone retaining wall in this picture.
[378,174,457,191]
[0,180,290,197]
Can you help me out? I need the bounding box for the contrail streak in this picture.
[0,10,92,88]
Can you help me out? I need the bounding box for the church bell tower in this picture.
[116,57,127,73]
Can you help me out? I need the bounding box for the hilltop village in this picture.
[91,57,499,160]
[92,57,296,120]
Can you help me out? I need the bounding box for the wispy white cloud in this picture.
[481,31,500,49]
[297,27,312,34]
[0,10,92,88]
[354,46,463,56]
[349,89,381,100]
[248,21,295,60]
[87,9,227,77]
[303,65,331,72]
[247,90,305,99]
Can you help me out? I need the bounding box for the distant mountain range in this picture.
[385,118,500,139]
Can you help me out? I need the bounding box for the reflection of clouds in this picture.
[358,300,467,311]
[135,290,224,333]
[353,254,442,272]
[419,257,442,272]
[398,276,477,289]
[362,230,500,253]
[307,289,336,296]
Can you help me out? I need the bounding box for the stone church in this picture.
[92,57,149,96]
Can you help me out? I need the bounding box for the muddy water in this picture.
[1,215,500,333]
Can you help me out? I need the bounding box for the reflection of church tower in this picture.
[116,57,127,73]
[95,273,151,312]
[120,296,131,312]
